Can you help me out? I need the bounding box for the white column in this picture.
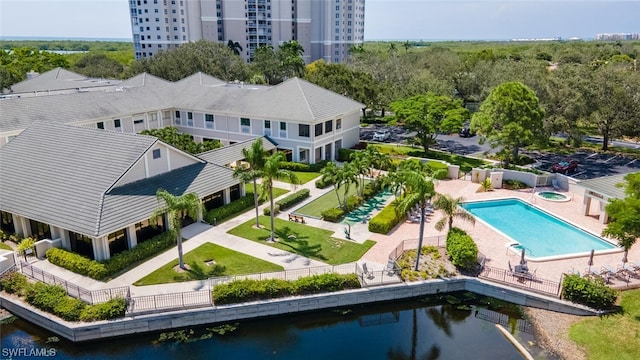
[224,188,231,204]
[599,201,609,224]
[581,196,591,216]
[93,236,109,261]
[127,224,138,249]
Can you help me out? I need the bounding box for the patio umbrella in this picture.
[520,248,527,265]
[588,249,595,273]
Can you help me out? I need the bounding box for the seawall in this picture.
[0,276,597,343]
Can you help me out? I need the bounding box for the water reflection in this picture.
[0,292,554,359]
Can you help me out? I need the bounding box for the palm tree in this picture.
[364,144,391,178]
[261,152,299,242]
[351,151,370,196]
[320,162,344,209]
[227,40,243,56]
[403,40,412,53]
[233,140,267,228]
[394,171,435,271]
[433,194,475,232]
[153,189,202,270]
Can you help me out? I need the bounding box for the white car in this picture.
[372,129,391,141]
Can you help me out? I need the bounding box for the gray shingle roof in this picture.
[0,84,173,133]
[577,173,636,200]
[0,122,158,236]
[197,136,277,165]
[99,162,237,235]
[6,68,122,94]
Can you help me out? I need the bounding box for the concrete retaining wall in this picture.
[0,277,597,343]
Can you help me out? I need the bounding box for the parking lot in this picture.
[360,124,640,180]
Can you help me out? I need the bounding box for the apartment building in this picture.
[128,0,365,63]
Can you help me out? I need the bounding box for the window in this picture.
[240,117,251,133]
[299,149,307,161]
[336,118,342,129]
[325,120,333,133]
[279,122,287,137]
[107,229,129,256]
[97,122,104,129]
[315,123,323,136]
[264,120,271,136]
[134,119,144,125]
[114,119,121,128]
[299,124,310,137]
[187,112,193,126]
[205,114,214,128]
[152,149,161,159]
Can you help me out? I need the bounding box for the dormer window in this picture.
[152,149,161,159]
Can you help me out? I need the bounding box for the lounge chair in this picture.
[362,263,374,280]
[551,178,560,191]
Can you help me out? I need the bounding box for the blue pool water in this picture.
[461,198,617,258]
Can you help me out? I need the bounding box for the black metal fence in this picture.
[479,265,562,297]
[128,291,212,314]
[19,262,130,304]
[388,236,447,261]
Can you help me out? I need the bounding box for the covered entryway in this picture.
[576,174,628,224]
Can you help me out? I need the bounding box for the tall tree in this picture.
[602,173,640,251]
[433,194,475,232]
[470,81,546,167]
[152,189,202,270]
[233,140,268,228]
[278,40,305,79]
[261,152,299,242]
[391,93,469,153]
[393,170,436,271]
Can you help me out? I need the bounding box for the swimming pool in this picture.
[461,198,618,260]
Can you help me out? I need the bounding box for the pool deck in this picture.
[361,179,640,289]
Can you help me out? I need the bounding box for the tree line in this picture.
[2,39,639,150]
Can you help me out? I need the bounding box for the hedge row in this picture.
[445,228,478,270]
[368,202,403,234]
[205,195,255,224]
[46,231,175,280]
[263,189,310,216]
[280,160,328,172]
[0,272,126,322]
[212,273,361,305]
[337,148,357,162]
[561,274,617,310]
[315,177,334,189]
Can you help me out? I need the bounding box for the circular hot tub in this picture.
[536,191,570,202]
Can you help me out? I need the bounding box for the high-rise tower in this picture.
[128,0,365,63]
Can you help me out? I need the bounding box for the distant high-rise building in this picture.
[128,0,365,63]
[595,33,640,41]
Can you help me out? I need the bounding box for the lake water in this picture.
[0,292,555,359]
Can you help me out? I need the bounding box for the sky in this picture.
[0,0,638,41]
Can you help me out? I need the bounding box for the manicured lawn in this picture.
[569,289,640,360]
[373,143,488,170]
[133,243,283,286]
[245,183,289,199]
[278,171,321,185]
[0,242,12,251]
[227,216,375,265]
[295,181,368,218]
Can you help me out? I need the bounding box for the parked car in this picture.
[459,127,475,138]
[550,160,579,174]
[372,129,391,141]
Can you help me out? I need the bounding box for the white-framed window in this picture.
[175,111,181,125]
[134,119,144,125]
[336,118,342,130]
[114,119,121,128]
[279,122,287,138]
[240,117,251,134]
[187,112,193,126]
[205,114,214,129]
[264,120,271,136]
[152,149,161,159]
[299,124,310,137]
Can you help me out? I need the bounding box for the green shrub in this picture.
[80,297,127,321]
[25,282,67,313]
[338,148,356,162]
[345,195,363,212]
[0,271,28,296]
[279,161,311,171]
[368,203,402,234]
[263,204,280,216]
[46,248,109,279]
[561,274,617,310]
[445,228,478,270]
[315,177,334,189]
[205,195,255,224]
[321,208,344,223]
[427,162,449,179]
[47,232,175,280]
[503,179,530,190]
[53,297,86,321]
[212,273,360,305]
[276,189,310,210]
[212,279,292,305]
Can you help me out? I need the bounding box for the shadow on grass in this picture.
[273,226,327,261]
[172,261,227,281]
